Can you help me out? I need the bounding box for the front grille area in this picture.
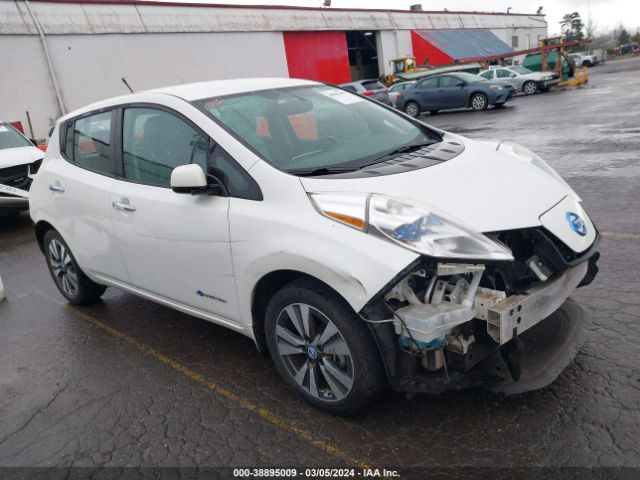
[483,227,596,295]
[0,164,30,190]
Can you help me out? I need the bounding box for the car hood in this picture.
[0,146,43,169]
[300,133,571,233]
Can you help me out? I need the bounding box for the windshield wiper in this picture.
[384,140,438,158]
[288,166,360,177]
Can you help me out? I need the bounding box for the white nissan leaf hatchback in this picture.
[30,78,600,414]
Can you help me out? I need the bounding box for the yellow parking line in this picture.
[601,231,640,240]
[24,285,371,469]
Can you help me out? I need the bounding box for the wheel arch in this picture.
[35,220,56,253]
[250,269,359,353]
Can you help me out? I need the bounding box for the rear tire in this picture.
[264,278,385,415]
[404,101,420,118]
[470,93,488,111]
[44,230,106,305]
[523,81,538,95]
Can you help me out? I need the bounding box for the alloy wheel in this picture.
[274,303,354,402]
[472,94,487,110]
[524,82,537,95]
[48,239,79,297]
[405,102,419,117]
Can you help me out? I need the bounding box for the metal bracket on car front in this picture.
[486,262,588,344]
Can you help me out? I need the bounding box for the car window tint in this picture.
[438,76,459,87]
[417,77,438,89]
[496,69,512,78]
[480,71,493,80]
[210,145,261,201]
[123,107,208,187]
[72,112,114,175]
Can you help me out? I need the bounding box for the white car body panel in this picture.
[539,196,596,253]
[301,133,571,233]
[29,77,594,348]
[0,145,43,169]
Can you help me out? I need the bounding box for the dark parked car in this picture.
[397,73,511,117]
[339,79,391,105]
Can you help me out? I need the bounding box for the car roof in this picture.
[59,77,320,123]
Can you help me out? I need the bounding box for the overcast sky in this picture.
[173,0,639,34]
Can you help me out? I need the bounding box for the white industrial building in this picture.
[0,1,548,137]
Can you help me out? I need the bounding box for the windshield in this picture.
[0,123,32,150]
[511,66,532,75]
[194,85,441,174]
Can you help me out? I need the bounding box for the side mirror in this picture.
[29,138,39,146]
[456,81,466,87]
[509,73,517,78]
[171,164,227,196]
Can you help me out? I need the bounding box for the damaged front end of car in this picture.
[360,225,599,397]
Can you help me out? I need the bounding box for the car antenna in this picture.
[121,77,134,93]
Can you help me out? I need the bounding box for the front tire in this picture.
[404,101,420,118]
[470,93,488,111]
[523,81,538,95]
[44,230,106,305]
[264,279,385,415]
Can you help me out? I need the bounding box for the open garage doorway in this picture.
[346,31,380,81]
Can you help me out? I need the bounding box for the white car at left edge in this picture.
[0,121,44,216]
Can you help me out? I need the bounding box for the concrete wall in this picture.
[1,32,288,137]
[0,36,63,137]
[376,30,413,76]
[0,2,547,137]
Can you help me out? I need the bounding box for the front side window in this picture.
[123,108,207,187]
[71,111,114,175]
[0,123,32,150]
[194,85,440,175]
[496,69,512,79]
[480,71,494,80]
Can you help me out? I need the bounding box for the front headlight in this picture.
[496,141,578,199]
[309,193,513,261]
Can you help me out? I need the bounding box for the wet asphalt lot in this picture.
[1,57,639,476]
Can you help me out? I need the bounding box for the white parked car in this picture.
[568,53,599,67]
[0,121,44,215]
[480,66,561,95]
[30,78,600,414]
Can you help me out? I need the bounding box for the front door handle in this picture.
[112,201,136,212]
[48,184,65,193]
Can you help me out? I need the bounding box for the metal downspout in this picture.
[23,0,66,116]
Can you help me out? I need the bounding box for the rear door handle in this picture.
[112,201,136,212]
[49,184,65,193]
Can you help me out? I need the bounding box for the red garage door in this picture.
[283,32,351,85]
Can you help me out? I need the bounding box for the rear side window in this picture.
[438,76,459,87]
[416,77,438,89]
[63,111,114,175]
[496,69,512,79]
[122,107,208,187]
